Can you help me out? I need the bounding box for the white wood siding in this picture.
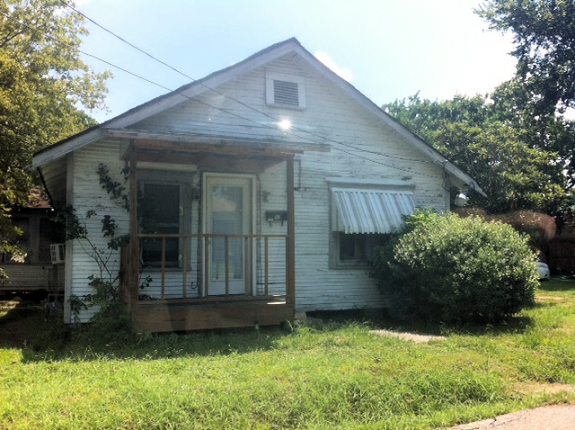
[66,140,129,322]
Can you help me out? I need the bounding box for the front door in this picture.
[204,174,254,295]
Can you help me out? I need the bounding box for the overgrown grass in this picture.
[1,280,575,429]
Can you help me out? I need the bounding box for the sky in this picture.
[73,0,518,123]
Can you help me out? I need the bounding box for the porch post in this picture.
[127,157,139,311]
[286,156,296,306]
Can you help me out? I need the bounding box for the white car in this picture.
[536,262,550,280]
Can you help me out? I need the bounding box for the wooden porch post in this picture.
[286,156,296,306]
[127,157,139,312]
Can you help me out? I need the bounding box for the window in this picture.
[328,180,416,268]
[338,232,389,262]
[140,183,181,268]
[266,72,306,109]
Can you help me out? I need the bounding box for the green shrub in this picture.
[370,210,538,324]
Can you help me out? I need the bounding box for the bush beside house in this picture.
[370,211,538,324]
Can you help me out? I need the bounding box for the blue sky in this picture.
[74,0,517,123]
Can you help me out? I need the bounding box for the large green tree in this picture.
[476,0,575,218]
[477,0,575,116]
[384,93,571,218]
[0,0,110,251]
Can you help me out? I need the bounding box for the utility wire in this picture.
[60,0,435,167]
[60,0,193,82]
[2,7,440,179]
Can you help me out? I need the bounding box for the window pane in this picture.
[141,183,180,267]
[144,184,179,225]
[339,233,366,261]
[338,233,389,263]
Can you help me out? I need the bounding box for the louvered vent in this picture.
[273,80,299,106]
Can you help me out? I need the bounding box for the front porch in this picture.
[113,130,329,332]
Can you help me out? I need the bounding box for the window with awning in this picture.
[331,188,415,234]
[329,186,416,267]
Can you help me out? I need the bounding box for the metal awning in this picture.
[331,188,415,234]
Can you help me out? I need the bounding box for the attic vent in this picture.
[266,72,306,109]
[273,80,299,106]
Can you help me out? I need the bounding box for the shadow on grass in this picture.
[307,308,535,338]
[2,298,539,364]
[0,300,295,363]
[0,294,51,349]
[538,278,575,293]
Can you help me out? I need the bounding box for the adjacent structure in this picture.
[31,38,484,332]
[0,191,63,294]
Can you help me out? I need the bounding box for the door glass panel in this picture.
[210,186,244,281]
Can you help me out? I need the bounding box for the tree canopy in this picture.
[0,0,110,251]
[477,0,575,116]
[384,92,572,218]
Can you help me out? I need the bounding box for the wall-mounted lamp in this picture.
[454,188,468,207]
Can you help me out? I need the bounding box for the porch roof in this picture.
[113,129,330,172]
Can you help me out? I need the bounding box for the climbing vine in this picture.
[56,163,151,339]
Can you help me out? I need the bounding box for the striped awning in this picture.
[331,188,415,234]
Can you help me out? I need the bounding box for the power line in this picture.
[60,0,194,82]
[2,6,441,179]
[0,10,174,92]
[60,1,436,167]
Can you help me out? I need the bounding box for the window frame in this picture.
[327,178,416,269]
[138,170,194,270]
[332,231,391,269]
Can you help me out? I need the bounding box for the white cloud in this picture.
[314,52,353,82]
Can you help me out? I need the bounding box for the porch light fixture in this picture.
[454,187,469,207]
[278,119,292,130]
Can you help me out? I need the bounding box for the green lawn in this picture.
[1,280,574,429]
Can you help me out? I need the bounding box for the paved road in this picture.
[451,405,575,429]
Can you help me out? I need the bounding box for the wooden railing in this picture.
[125,233,291,303]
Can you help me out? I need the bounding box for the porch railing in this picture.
[122,233,291,303]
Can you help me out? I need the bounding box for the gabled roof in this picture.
[31,37,485,196]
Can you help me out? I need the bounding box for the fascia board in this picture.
[30,128,106,169]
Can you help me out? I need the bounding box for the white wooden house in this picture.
[31,38,484,332]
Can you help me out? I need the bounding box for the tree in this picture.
[0,0,110,252]
[490,80,575,197]
[477,0,575,116]
[384,93,570,217]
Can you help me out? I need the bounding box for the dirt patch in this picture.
[537,295,564,301]
[513,382,573,396]
[369,329,446,343]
